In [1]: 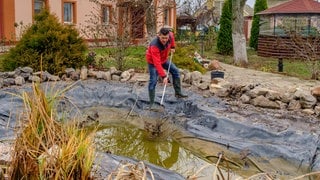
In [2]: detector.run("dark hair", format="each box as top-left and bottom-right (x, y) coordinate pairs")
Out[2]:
(159, 28), (170, 35)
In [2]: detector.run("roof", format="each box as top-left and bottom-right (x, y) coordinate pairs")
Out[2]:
(244, 4), (254, 17)
(258, 0), (320, 15)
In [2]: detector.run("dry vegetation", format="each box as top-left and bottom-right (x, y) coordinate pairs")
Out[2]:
(9, 83), (95, 179)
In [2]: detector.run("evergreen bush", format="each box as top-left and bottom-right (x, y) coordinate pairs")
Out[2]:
(216, 0), (233, 55)
(249, 0), (268, 50)
(4, 9), (88, 75)
(174, 44), (206, 73)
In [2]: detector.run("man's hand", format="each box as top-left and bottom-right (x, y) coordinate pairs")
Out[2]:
(163, 77), (168, 85)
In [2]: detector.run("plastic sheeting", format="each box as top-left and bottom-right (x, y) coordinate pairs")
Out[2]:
(1, 80), (320, 174)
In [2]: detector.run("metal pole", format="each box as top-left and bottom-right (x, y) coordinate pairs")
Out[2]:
(160, 53), (173, 105)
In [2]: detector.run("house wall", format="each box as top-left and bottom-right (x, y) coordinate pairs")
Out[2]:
(0, 0), (177, 44)
(15, 0), (32, 40)
(1, 0), (15, 42)
(0, 0), (3, 40)
(244, 16), (253, 41)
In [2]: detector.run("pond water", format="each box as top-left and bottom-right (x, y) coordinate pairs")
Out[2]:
(94, 124), (242, 179)
(85, 107), (286, 179)
(85, 106), (310, 179)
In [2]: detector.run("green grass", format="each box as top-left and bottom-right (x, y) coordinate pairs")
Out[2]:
(87, 46), (147, 72)
(0, 44), (315, 80)
(203, 47), (313, 80)
(0, 54), (5, 71)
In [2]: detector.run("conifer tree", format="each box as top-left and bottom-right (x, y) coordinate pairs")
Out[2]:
(5, 9), (87, 74)
(216, 0), (233, 55)
(249, 0), (268, 50)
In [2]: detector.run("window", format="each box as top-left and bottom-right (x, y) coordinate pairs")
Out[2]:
(63, 2), (76, 24)
(34, 0), (46, 15)
(102, 5), (111, 25)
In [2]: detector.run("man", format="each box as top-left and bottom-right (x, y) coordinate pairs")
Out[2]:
(163, 25), (176, 53)
(146, 27), (188, 109)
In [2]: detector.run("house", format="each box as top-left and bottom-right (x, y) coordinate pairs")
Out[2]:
(0, 0), (177, 46)
(257, 0), (320, 58)
(190, 0), (253, 41)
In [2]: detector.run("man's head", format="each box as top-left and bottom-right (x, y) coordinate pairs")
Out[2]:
(163, 25), (173, 32)
(158, 28), (170, 45)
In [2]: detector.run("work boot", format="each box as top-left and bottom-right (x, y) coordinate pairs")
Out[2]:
(149, 89), (155, 108)
(173, 78), (188, 98)
(148, 90), (164, 111)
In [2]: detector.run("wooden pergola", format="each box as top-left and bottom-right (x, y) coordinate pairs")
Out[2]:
(257, 0), (320, 72)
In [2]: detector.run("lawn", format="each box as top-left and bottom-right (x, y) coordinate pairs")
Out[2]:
(0, 44), (315, 80)
(203, 46), (314, 80)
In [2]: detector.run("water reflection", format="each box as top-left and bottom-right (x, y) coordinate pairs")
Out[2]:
(94, 125), (222, 178)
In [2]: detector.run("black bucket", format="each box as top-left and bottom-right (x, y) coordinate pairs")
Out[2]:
(211, 71), (224, 80)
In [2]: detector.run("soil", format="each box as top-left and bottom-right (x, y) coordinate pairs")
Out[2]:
(217, 63), (319, 92)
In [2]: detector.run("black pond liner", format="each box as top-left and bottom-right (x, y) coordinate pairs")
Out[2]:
(1, 80), (320, 177)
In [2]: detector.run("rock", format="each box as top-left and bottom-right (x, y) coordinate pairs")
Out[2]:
(251, 95), (281, 109)
(314, 105), (320, 115)
(208, 60), (224, 71)
(0, 78), (3, 88)
(109, 67), (117, 75)
(4, 78), (15, 86)
(88, 69), (97, 77)
(47, 74), (60, 81)
(240, 94), (251, 104)
(15, 76), (25, 86)
(80, 66), (88, 80)
(28, 75), (41, 83)
(21, 66), (33, 73)
(299, 92), (317, 109)
(112, 75), (121, 81)
(70, 71), (80, 80)
(120, 71), (131, 82)
(311, 86), (320, 101)
(102, 71), (111, 81)
(96, 71), (104, 79)
(183, 72), (192, 84)
(287, 99), (301, 111)
(65, 68), (75, 75)
(265, 90), (282, 101)
(190, 71), (202, 86)
(248, 87), (269, 98)
(302, 109), (315, 115)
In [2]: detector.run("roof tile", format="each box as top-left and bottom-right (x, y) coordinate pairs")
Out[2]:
(259, 0), (320, 14)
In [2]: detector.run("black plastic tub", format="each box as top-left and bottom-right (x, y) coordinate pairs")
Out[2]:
(211, 70), (224, 79)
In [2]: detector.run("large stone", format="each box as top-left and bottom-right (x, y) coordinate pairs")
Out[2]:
(120, 71), (131, 82)
(80, 66), (88, 80)
(190, 71), (202, 86)
(21, 66), (33, 73)
(15, 76), (25, 86)
(311, 86), (320, 101)
(299, 92), (317, 109)
(251, 95), (280, 109)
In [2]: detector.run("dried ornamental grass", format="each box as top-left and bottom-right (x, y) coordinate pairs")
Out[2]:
(107, 161), (154, 180)
(9, 83), (95, 179)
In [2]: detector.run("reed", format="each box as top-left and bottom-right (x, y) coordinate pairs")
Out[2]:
(9, 83), (95, 179)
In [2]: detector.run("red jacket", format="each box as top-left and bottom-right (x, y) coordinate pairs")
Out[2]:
(146, 35), (174, 78)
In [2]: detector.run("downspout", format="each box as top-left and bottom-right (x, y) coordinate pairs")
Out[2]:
(273, 14), (276, 35)
(0, 0), (3, 40)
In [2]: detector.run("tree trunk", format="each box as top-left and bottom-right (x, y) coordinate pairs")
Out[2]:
(144, 0), (157, 47)
(232, 0), (248, 66)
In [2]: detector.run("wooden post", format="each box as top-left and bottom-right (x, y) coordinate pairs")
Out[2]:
(278, 58), (283, 72)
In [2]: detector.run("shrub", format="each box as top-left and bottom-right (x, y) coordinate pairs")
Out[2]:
(216, 0), (233, 55)
(174, 44), (206, 73)
(4, 9), (88, 75)
(249, 0), (268, 50)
